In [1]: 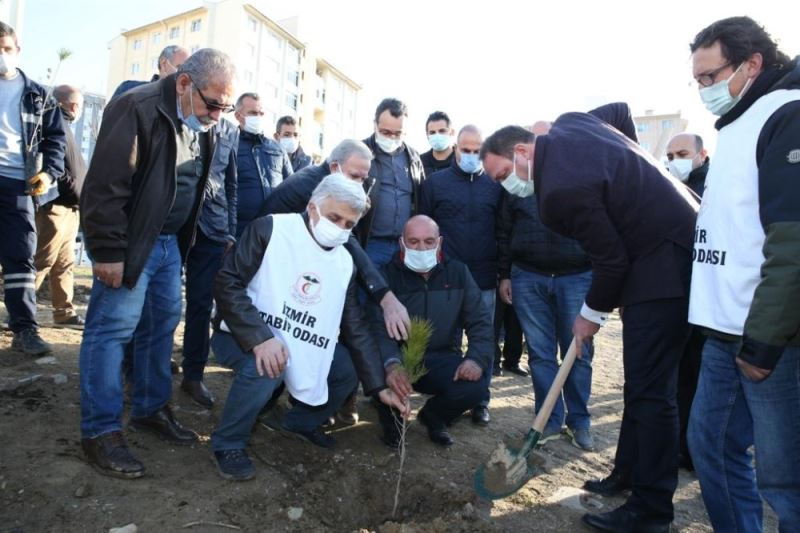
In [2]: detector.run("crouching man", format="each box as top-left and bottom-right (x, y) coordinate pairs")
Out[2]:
(210, 173), (407, 480)
(372, 215), (493, 448)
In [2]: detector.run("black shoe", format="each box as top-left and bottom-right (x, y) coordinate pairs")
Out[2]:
(213, 449), (255, 481)
(502, 364), (529, 377)
(471, 406), (490, 427)
(11, 329), (52, 356)
(81, 431), (145, 479)
(376, 403), (403, 449)
(418, 407), (454, 447)
(53, 315), (85, 330)
(583, 470), (632, 496)
(582, 504), (671, 532)
(129, 405), (198, 445)
(336, 392), (359, 425)
(180, 379), (214, 409)
(492, 366), (503, 377)
(288, 426), (337, 449)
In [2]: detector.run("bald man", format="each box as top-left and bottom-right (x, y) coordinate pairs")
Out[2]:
(370, 215), (493, 447)
(419, 125), (502, 425)
(665, 133), (709, 198)
(33, 85), (86, 328)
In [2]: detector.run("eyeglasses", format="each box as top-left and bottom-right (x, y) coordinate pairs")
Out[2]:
(694, 62), (734, 88)
(190, 78), (234, 113)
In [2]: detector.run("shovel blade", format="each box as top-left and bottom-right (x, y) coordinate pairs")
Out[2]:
(474, 430), (541, 500)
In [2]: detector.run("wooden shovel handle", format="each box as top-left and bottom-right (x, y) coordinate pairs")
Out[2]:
(531, 338), (578, 433)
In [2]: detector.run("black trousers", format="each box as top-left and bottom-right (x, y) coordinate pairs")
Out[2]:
(493, 298), (523, 368)
(614, 297), (690, 519)
(0, 177), (38, 333)
(677, 327), (704, 465)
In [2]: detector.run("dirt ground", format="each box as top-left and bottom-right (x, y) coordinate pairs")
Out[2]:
(0, 267), (765, 532)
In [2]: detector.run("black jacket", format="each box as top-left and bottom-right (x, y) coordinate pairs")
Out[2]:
(685, 157), (709, 199)
(260, 160), (391, 302)
(419, 161), (502, 290)
(497, 191), (591, 279)
(357, 134), (425, 246)
(534, 102), (698, 311)
(369, 255), (494, 371)
(49, 109), (85, 208)
(213, 215), (387, 395)
(81, 74), (215, 287)
(289, 145), (312, 172)
(420, 148), (454, 178)
(198, 118), (238, 244)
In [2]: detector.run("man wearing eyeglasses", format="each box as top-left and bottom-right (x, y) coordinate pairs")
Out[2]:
(78, 48), (236, 479)
(686, 17), (800, 531)
(110, 45), (189, 101)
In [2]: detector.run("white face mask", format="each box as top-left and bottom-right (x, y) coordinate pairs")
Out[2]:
(402, 239), (439, 273)
(0, 52), (18, 77)
(501, 152), (535, 198)
(311, 204), (351, 248)
(667, 157), (696, 182)
(279, 137), (299, 154)
(375, 132), (403, 153)
(243, 115), (263, 135)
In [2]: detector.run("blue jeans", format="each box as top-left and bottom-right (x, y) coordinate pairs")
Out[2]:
(210, 331), (357, 451)
(511, 267), (593, 432)
(182, 230), (226, 381)
(688, 338), (800, 532)
(365, 238), (399, 271)
(414, 351), (490, 424)
(478, 288), (496, 408)
(79, 236), (183, 438)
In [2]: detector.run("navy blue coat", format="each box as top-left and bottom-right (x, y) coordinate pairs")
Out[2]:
(419, 160), (502, 290)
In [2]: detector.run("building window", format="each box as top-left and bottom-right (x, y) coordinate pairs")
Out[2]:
(244, 70), (254, 85)
(246, 43), (255, 58)
(247, 17), (257, 32)
(152, 32), (161, 44)
(287, 68), (299, 87)
(661, 119), (673, 129)
(636, 122), (649, 133)
(131, 62), (140, 75)
(287, 44), (300, 65)
(190, 19), (202, 32)
(266, 31), (283, 57)
(150, 57), (158, 70)
(132, 39), (143, 50)
(285, 92), (298, 111)
(640, 142), (651, 151)
(169, 26), (180, 39)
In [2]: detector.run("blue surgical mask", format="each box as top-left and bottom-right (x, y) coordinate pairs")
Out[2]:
(428, 133), (451, 152)
(501, 152), (534, 197)
(458, 153), (482, 174)
(402, 239), (439, 273)
(177, 85), (212, 133)
(699, 63), (751, 116)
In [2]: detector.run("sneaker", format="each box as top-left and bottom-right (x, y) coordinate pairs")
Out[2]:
(81, 431), (145, 479)
(566, 427), (595, 451)
(336, 392), (359, 425)
(11, 329), (53, 356)
(537, 426), (563, 446)
(53, 315), (85, 330)
(213, 449), (255, 481)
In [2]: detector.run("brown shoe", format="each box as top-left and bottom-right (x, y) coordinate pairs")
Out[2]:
(129, 405), (198, 445)
(81, 431), (145, 479)
(336, 391), (359, 425)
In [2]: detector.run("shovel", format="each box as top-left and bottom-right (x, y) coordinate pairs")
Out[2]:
(474, 337), (578, 499)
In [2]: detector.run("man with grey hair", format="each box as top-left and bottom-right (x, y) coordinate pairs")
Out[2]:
(79, 48), (236, 479)
(209, 173), (407, 480)
(110, 44), (189, 100)
(34, 85), (86, 329)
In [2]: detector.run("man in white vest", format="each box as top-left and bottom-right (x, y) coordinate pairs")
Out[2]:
(209, 173), (408, 481)
(687, 16), (800, 531)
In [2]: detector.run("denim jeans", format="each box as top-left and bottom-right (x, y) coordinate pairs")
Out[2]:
(478, 288), (496, 408)
(79, 236), (182, 438)
(511, 267), (593, 432)
(364, 237), (399, 271)
(210, 331), (357, 451)
(182, 230), (226, 381)
(414, 351), (490, 425)
(688, 337), (800, 532)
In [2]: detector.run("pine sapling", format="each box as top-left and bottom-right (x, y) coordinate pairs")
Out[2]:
(392, 317), (432, 518)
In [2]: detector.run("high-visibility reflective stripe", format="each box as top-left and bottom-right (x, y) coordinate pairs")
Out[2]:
(4, 282), (36, 290)
(3, 272), (35, 280)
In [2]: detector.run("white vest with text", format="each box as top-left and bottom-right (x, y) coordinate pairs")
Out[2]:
(228, 213), (353, 405)
(689, 88), (800, 335)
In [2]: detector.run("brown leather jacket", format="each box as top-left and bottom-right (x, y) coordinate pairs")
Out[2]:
(80, 74), (216, 288)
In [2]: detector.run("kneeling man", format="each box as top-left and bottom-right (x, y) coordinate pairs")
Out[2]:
(210, 173), (406, 480)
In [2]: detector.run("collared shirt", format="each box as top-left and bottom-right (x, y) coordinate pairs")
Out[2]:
(370, 146), (412, 239)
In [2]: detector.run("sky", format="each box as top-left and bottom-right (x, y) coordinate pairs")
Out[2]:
(16, 0), (800, 155)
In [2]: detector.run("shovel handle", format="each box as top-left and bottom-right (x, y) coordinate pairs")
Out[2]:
(531, 338), (578, 433)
